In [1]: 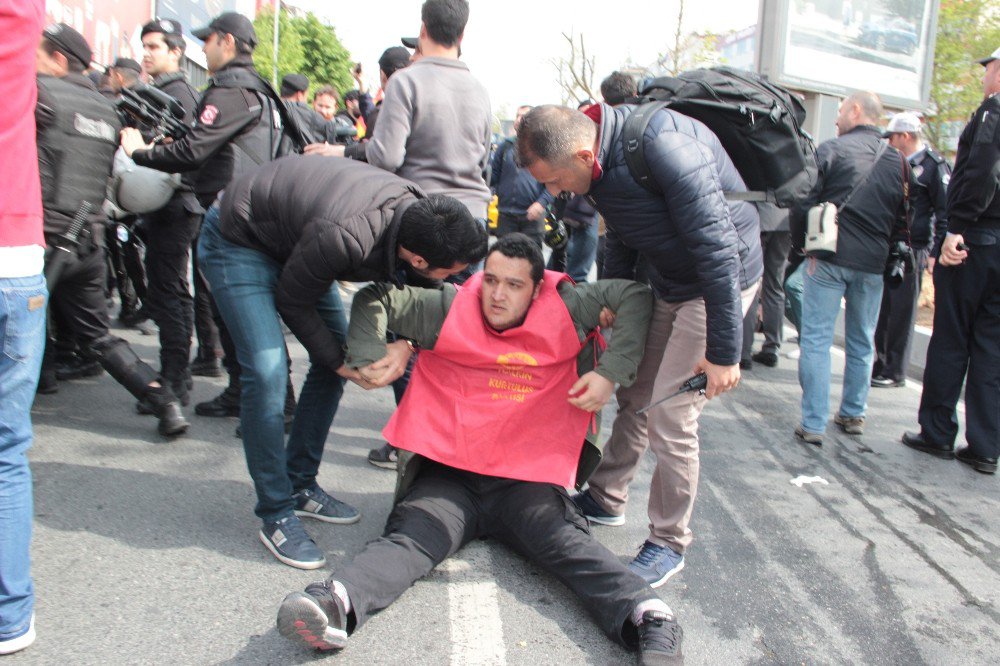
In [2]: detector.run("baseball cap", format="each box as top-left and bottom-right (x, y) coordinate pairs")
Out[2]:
(884, 111), (922, 136)
(975, 46), (1000, 66)
(401, 36), (418, 49)
(280, 73), (309, 96)
(42, 23), (92, 68)
(112, 57), (142, 74)
(141, 18), (183, 39)
(379, 47), (411, 77)
(192, 12), (257, 48)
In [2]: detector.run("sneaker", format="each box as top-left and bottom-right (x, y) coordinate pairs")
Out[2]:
(628, 541), (685, 588)
(794, 425), (823, 446)
(277, 581), (348, 651)
(834, 414), (865, 435)
(0, 615), (35, 655)
(751, 350), (779, 367)
(367, 443), (399, 469)
(571, 490), (625, 526)
(259, 516), (326, 570)
(637, 610), (684, 665)
(293, 485), (360, 525)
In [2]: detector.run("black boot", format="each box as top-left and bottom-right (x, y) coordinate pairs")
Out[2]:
(144, 385), (190, 437)
(195, 382), (241, 417)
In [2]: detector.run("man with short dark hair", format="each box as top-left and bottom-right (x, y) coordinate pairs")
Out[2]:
(791, 91), (910, 445)
(106, 57), (141, 93)
(601, 71), (637, 106)
(122, 11), (303, 425)
(198, 155), (488, 568)
(275, 234), (683, 664)
(280, 73), (328, 146)
(516, 102), (761, 589)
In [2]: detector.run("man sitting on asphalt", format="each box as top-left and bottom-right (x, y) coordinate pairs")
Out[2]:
(276, 234), (684, 665)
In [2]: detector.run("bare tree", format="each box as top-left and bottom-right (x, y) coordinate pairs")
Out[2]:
(552, 31), (597, 106)
(655, 0), (719, 76)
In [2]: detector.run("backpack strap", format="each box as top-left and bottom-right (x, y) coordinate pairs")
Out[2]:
(622, 101), (670, 195)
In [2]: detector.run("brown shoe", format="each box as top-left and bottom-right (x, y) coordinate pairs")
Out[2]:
(834, 414), (865, 435)
(795, 426), (823, 446)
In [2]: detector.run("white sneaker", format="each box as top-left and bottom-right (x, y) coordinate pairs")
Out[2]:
(0, 615), (35, 655)
(784, 348), (801, 360)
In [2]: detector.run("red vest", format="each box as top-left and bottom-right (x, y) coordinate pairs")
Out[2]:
(383, 270), (591, 486)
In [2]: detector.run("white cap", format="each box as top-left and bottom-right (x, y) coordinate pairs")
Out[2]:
(976, 46), (1000, 66)
(884, 111), (922, 136)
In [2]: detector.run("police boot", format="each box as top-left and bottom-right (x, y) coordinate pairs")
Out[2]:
(143, 385), (190, 437)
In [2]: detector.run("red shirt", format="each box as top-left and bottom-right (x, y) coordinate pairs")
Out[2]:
(0, 0), (45, 248)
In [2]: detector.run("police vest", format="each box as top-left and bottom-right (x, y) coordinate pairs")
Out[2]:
(209, 67), (304, 184)
(36, 74), (121, 223)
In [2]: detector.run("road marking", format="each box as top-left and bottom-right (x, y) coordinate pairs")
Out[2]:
(440, 541), (507, 665)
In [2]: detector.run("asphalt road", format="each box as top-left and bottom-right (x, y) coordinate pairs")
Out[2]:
(15, 322), (999, 665)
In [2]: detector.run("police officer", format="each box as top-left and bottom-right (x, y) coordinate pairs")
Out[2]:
(280, 73), (331, 145)
(903, 46), (1000, 474)
(872, 112), (951, 388)
(128, 17), (209, 406)
(121, 11), (301, 423)
(35, 23), (188, 437)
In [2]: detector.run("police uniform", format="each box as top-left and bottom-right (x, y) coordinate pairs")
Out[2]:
(35, 50), (187, 437)
(131, 15), (301, 419)
(139, 64), (208, 402)
(872, 146), (951, 384)
(916, 91), (1000, 467)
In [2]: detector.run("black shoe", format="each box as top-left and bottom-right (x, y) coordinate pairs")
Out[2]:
(739, 359), (753, 371)
(956, 448), (997, 474)
(195, 385), (240, 417)
(751, 350), (778, 367)
(55, 357), (103, 381)
(259, 516), (326, 570)
(189, 356), (223, 378)
(901, 431), (954, 459)
(277, 580), (348, 651)
(144, 386), (190, 437)
(637, 610), (684, 665)
(871, 375), (905, 388)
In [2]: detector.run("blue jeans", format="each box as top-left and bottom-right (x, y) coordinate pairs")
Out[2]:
(798, 260), (884, 434)
(565, 222), (599, 283)
(784, 262), (805, 335)
(198, 207), (347, 523)
(0, 273), (46, 641)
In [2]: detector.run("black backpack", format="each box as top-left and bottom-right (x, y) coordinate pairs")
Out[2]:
(623, 66), (817, 208)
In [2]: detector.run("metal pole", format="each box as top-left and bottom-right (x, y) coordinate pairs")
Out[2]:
(272, 0), (280, 87)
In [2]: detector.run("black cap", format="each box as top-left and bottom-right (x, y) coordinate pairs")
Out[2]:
(42, 23), (92, 68)
(141, 18), (183, 39)
(976, 46), (1000, 66)
(280, 73), (309, 96)
(379, 46), (411, 77)
(401, 36), (418, 49)
(112, 57), (142, 74)
(192, 12), (257, 48)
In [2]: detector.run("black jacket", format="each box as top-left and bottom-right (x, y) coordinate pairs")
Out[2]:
(286, 101), (332, 145)
(219, 155), (423, 370)
(947, 93), (1000, 234)
(151, 71), (202, 190)
(133, 57), (264, 206)
(790, 125), (911, 275)
(489, 139), (551, 216)
(907, 147), (950, 252)
(589, 103), (762, 366)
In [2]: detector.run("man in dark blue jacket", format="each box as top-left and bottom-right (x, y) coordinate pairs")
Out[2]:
(490, 105), (552, 247)
(517, 103), (761, 588)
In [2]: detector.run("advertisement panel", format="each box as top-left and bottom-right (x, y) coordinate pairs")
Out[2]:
(759, 0), (938, 108)
(45, 0), (152, 66)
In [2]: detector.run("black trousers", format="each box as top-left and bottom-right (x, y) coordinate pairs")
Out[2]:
(334, 461), (656, 648)
(874, 248), (929, 382)
(142, 195), (201, 379)
(742, 231), (792, 358)
(497, 212), (544, 248)
(918, 239), (1000, 457)
(104, 219), (146, 314)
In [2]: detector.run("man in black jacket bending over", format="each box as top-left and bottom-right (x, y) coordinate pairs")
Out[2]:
(198, 155), (488, 569)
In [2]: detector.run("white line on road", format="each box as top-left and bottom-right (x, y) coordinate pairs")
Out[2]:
(440, 541), (507, 665)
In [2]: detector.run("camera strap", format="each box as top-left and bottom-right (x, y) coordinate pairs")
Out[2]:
(839, 140), (889, 215)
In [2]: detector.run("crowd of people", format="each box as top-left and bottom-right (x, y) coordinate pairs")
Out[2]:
(2, 0), (998, 661)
